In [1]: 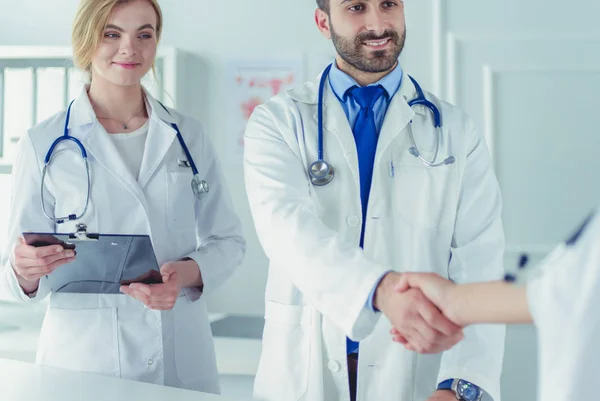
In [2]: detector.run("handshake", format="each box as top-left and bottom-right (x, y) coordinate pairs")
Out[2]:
(374, 271), (466, 354)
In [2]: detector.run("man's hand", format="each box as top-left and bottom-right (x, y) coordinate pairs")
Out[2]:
(374, 272), (464, 354)
(120, 262), (182, 310)
(426, 390), (458, 401)
(390, 272), (462, 348)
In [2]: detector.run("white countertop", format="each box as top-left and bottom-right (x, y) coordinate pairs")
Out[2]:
(1, 358), (252, 401)
(0, 302), (262, 376)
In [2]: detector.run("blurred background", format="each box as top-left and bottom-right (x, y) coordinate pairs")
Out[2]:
(0, 0), (599, 399)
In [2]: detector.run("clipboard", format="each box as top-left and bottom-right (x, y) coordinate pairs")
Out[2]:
(22, 224), (162, 294)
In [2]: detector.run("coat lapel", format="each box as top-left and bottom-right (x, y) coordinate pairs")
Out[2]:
(137, 93), (178, 188)
(375, 75), (422, 160)
(67, 87), (179, 207)
(68, 88), (146, 206)
(286, 69), (428, 178)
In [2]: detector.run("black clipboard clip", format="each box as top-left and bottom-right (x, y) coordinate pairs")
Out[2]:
(68, 223), (99, 242)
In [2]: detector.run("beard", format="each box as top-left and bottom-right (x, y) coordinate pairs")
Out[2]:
(330, 23), (406, 74)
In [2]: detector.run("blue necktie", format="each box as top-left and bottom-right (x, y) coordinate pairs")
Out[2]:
(349, 85), (385, 247)
(346, 85), (385, 355)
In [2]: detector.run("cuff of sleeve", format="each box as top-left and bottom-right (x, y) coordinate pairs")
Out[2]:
(1, 263), (41, 303)
(437, 368), (500, 401)
(366, 270), (392, 312)
(183, 250), (226, 297)
(346, 267), (390, 341)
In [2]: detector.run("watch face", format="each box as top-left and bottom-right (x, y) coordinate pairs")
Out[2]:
(457, 380), (481, 401)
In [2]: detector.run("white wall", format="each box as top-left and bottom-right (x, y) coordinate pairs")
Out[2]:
(411, 1), (600, 400)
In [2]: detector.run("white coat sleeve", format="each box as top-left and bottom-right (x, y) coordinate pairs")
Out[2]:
(437, 117), (506, 401)
(0, 133), (55, 302)
(183, 126), (246, 297)
(526, 212), (600, 401)
(243, 103), (390, 341)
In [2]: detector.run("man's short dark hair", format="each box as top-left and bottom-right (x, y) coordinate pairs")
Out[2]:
(316, 0), (330, 14)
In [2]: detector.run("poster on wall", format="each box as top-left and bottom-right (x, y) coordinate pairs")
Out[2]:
(227, 59), (304, 162)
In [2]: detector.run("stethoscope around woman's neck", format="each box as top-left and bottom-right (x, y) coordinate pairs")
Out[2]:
(41, 99), (209, 225)
(309, 63), (456, 187)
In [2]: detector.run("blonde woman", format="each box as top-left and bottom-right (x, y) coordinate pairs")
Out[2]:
(0, 0), (245, 393)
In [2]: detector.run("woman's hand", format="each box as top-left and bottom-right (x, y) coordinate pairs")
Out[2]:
(390, 273), (461, 348)
(12, 237), (76, 294)
(119, 262), (183, 310)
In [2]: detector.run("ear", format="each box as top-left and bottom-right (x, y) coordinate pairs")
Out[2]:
(315, 8), (332, 39)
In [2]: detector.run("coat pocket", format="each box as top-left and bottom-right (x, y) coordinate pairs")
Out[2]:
(253, 301), (311, 401)
(36, 306), (119, 377)
(391, 159), (458, 231)
(172, 297), (218, 385)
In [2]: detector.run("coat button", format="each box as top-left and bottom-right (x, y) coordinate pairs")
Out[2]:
(327, 360), (341, 372)
(346, 215), (360, 227)
(148, 359), (154, 366)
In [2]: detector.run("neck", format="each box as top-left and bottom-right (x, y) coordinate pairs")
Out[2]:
(335, 55), (397, 86)
(87, 76), (146, 122)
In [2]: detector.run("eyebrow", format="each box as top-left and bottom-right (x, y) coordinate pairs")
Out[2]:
(105, 24), (155, 32)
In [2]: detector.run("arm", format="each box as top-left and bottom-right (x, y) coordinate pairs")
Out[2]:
(448, 282), (531, 325)
(244, 104), (390, 340)
(180, 124), (246, 296)
(393, 273), (532, 327)
(0, 134), (58, 302)
(121, 123), (246, 307)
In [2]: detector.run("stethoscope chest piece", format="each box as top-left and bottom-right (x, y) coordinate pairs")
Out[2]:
(310, 160), (334, 186)
(192, 174), (209, 199)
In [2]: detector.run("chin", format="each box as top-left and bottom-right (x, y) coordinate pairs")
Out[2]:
(108, 75), (143, 88)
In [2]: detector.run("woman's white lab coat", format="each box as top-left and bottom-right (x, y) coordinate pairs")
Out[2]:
(0, 87), (245, 393)
(527, 209), (600, 401)
(243, 71), (506, 401)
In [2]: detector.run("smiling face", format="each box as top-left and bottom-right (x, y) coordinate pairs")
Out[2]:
(316, 0), (406, 75)
(90, 0), (158, 87)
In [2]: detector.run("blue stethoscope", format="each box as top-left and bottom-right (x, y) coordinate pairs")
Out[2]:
(309, 63), (456, 186)
(41, 100), (209, 224)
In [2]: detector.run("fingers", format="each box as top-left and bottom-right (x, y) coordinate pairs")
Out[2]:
(417, 300), (462, 337)
(389, 328), (408, 344)
(16, 257), (75, 281)
(15, 240), (64, 260)
(13, 240), (76, 281)
(16, 249), (75, 270)
(120, 282), (179, 310)
(160, 263), (179, 285)
(386, 289), (464, 354)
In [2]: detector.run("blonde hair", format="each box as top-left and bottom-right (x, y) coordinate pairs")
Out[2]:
(72, 0), (163, 77)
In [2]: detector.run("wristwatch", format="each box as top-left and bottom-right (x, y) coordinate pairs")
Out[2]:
(437, 378), (483, 401)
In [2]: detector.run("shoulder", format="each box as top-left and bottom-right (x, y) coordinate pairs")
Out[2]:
(248, 78), (318, 133)
(25, 107), (70, 160)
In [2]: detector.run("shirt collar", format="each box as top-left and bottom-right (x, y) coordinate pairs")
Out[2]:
(328, 60), (403, 101)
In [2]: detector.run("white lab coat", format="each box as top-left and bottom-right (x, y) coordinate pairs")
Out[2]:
(0, 87), (245, 393)
(527, 209), (600, 401)
(244, 71), (506, 401)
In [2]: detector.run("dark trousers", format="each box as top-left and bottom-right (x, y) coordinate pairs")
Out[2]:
(348, 353), (358, 401)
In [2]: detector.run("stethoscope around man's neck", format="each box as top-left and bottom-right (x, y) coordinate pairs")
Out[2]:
(309, 63), (456, 187)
